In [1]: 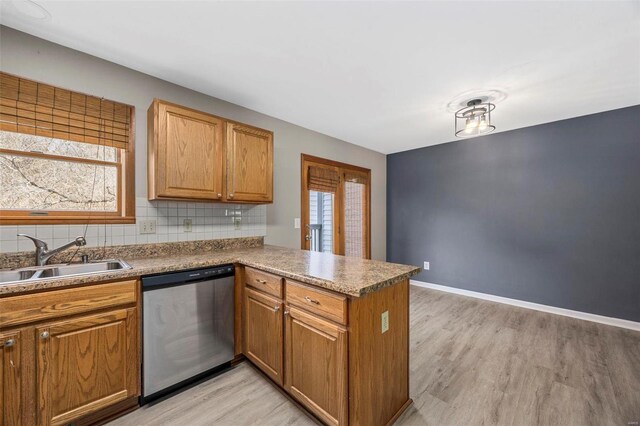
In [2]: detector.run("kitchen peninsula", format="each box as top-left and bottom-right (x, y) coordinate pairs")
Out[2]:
(0, 238), (420, 426)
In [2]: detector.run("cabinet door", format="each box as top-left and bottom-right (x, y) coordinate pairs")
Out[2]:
(155, 100), (224, 200)
(285, 307), (347, 426)
(244, 288), (283, 385)
(36, 308), (138, 426)
(1, 330), (22, 426)
(225, 123), (273, 202)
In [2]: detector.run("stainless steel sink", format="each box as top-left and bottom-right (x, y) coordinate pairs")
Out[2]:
(0, 259), (131, 285)
(0, 269), (40, 283)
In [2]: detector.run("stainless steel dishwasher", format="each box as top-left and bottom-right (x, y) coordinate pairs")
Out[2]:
(141, 264), (234, 404)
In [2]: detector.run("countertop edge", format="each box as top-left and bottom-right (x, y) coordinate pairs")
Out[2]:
(0, 252), (421, 298)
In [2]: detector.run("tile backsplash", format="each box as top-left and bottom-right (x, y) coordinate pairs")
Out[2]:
(0, 197), (267, 253)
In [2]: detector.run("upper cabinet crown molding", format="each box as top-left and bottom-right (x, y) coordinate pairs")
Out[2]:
(148, 99), (273, 204)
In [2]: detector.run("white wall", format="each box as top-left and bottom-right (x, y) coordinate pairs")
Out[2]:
(0, 27), (387, 259)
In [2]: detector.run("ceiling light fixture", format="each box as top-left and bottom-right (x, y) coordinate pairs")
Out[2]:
(454, 99), (495, 138)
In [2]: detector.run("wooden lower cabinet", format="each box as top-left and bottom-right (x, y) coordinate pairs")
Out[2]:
(284, 307), (347, 426)
(242, 272), (411, 426)
(1, 330), (23, 425)
(244, 288), (284, 386)
(0, 279), (140, 426)
(36, 308), (138, 426)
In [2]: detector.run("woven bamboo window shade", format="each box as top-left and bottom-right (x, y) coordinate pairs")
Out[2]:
(344, 171), (368, 185)
(308, 165), (340, 193)
(0, 72), (132, 149)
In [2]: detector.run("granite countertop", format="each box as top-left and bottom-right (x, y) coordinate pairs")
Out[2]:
(0, 244), (420, 297)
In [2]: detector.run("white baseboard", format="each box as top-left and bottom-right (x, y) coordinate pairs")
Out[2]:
(410, 280), (640, 332)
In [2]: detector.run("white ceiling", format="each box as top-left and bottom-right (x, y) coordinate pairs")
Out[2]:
(1, 1), (639, 154)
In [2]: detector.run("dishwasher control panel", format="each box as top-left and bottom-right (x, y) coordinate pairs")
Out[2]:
(142, 264), (235, 289)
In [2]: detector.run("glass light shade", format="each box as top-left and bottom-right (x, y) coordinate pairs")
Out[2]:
(455, 100), (495, 138)
(478, 115), (488, 131)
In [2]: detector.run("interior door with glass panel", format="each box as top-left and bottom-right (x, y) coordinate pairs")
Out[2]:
(301, 155), (371, 259)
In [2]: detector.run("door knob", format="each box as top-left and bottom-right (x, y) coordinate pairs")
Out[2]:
(40, 331), (50, 340)
(4, 338), (15, 347)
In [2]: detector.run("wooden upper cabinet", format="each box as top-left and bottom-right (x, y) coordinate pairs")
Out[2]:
(225, 123), (274, 203)
(1, 330), (22, 426)
(148, 99), (224, 201)
(148, 99), (274, 203)
(36, 308), (138, 426)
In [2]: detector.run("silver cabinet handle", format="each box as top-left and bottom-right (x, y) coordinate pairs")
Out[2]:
(40, 331), (50, 340)
(229, 193), (234, 198)
(256, 278), (267, 284)
(4, 338), (15, 347)
(274, 305), (280, 312)
(304, 296), (320, 305)
(284, 310), (289, 316)
(217, 193), (222, 198)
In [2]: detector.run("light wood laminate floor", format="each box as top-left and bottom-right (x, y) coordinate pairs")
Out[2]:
(111, 286), (640, 426)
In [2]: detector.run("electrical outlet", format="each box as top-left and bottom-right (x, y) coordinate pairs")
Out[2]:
(424, 261), (430, 270)
(183, 218), (192, 232)
(381, 310), (389, 333)
(139, 220), (156, 234)
(233, 217), (242, 230)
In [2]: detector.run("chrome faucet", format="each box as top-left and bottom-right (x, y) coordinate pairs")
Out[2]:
(18, 234), (87, 266)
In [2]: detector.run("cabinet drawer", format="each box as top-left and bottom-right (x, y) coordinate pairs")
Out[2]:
(285, 280), (347, 325)
(245, 267), (283, 298)
(0, 280), (137, 328)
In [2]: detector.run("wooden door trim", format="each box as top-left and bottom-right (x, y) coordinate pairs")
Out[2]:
(301, 154), (370, 174)
(300, 154), (372, 259)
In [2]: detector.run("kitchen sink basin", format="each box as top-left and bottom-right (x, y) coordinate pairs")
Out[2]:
(0, 259), (132, 285)
(0, 269), (39, 283)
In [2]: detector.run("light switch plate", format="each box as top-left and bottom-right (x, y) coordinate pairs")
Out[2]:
(381, 310), (389, 333)
(424, 261), (430, 270)
(294, 218), (301, 229)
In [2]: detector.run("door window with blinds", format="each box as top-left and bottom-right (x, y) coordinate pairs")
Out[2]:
(0, 72), (135, 224)
(301, 154), (371, 259)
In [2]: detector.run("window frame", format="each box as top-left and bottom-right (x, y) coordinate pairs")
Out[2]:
(0, 110), (135, 225)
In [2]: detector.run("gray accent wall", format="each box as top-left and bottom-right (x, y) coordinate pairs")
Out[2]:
(388, 106), (640, 322)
